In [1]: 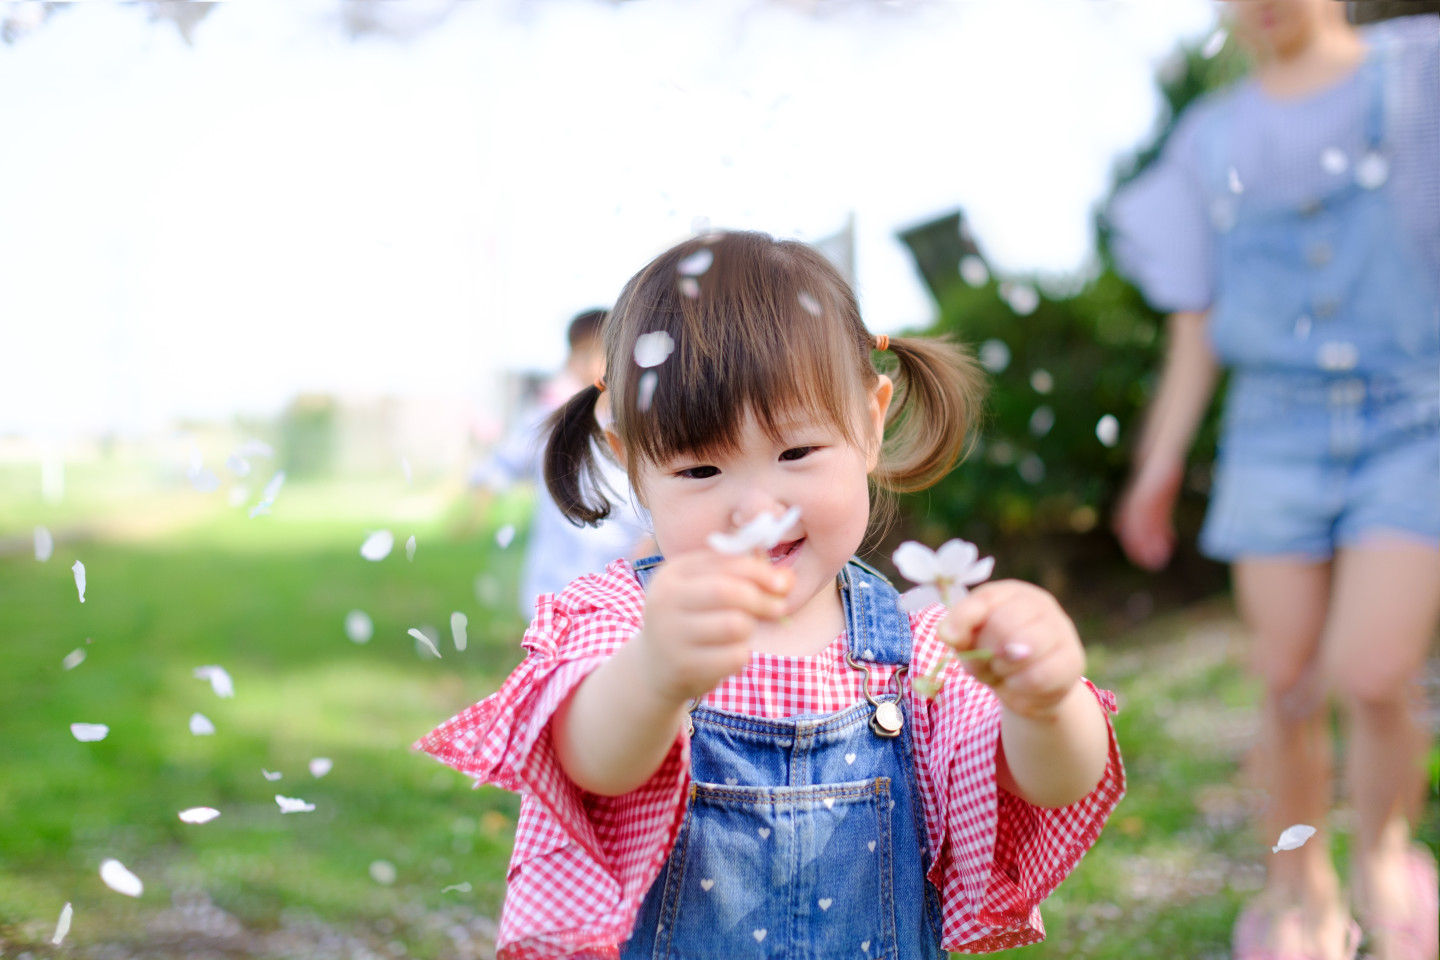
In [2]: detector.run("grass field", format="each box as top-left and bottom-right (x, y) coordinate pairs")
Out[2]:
(0, 472), (1435, 959)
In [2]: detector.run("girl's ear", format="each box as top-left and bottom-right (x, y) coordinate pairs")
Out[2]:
(866, 375), (894, 471)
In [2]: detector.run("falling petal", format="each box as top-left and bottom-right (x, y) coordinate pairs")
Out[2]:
(959, 255), (989, 287)
(707, 506), (802, 555)
(797, 291), (822, 317)
(71, 722), (109, 742)
(899, 585), (943, 612)
(1320, 147), (1348, 175)
(275, 795), (315, 814)
(633, 330), (675, 368)
(309, 757), (332, 778)
(99, 859), (143, 897)
(408, 627), (442, 659)
(62, 648), (86, 670)
(637, 370), (659, 412)
(494, 525), (516, 549)
(34, 525), (54, 562)
(406, 535), (416, 562)
(1227, 166), (1244, 195)
(193, 665), (234, 699)
(1201, 27), (1227, 59)
(72, 560), (86, 603)
(236, 439), (274, 458)
(451, 611), (468, 652)
(248, 502), (271, 519)
(262, 769), (283, 781)
(978, 339), (1010, 374)
(52, 902), (72, 945)
(678, 277), (700, 299)
(178, 807), (220, 824)
(189, 713), (216, 736)
(1272, 824), (1317, 853)
(1096, 414), (1120, 448)
(360, 530), (394, 561)
(261, 470), (285, 501)
(369, 860), (397, 885)
(225, 455), (251, 477)
(345, 610), (373, 644)
(441, 882), (472, 894)
(676, 248), (713, 277)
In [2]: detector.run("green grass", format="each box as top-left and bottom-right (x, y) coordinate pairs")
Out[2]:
(0, 479), (1435, 959)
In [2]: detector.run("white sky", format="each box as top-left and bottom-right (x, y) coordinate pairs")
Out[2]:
(0, 0), (1217, 439)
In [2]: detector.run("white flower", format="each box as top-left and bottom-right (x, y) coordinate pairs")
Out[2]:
(52, 902), (73, 945)
(275, 795), (315, 814)
(193, 665), (234, 699)
(406, 535), (416, 562)
(178, 807), (220, 824)
(71, 723), (109, 742)
(451, 611), (468, 653)
(189, 713), (215, 736)
(676, 248), (713, 277)
(309, 757), (332, 778)
(707, 506), (802, 555)
(892, 539), (994, 591)
(408, 627), (442, 659)
(360, 530), (394, 561)
(99, 859), (143, 897)
(634, 330), (676, 368)
(1272, 824), (1317, 853)
(35, 525), (53, 562)
(262, 769), (283, 781)
(345, 610), (373, 644)
(72, 560), (86, 603)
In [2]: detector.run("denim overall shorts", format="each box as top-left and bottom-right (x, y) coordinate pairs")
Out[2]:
(621, 556), (946, 960)
(1197, 48), (1440, 561)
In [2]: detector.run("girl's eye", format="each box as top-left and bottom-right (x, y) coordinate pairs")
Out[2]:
(780, 446), (817, 462)
(677, 465), (719, 480)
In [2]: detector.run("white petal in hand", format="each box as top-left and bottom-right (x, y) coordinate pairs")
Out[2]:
(707, 506), (802, 555)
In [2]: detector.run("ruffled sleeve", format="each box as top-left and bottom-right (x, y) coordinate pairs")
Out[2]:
(412, 560), (691, 959)
(1108, 98), (1223, 314)
(906, 610), (1126, 953)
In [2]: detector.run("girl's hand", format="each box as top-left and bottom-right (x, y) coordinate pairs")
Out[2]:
(1113, 456), (1184, 571)
(937, 580), (1085, 721)
(633, 551), (793, 705)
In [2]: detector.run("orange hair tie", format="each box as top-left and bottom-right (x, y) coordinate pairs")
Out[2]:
(594, 377), (607, 392)
(874, 334), (889, 351)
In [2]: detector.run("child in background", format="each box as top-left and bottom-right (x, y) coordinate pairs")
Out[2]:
(418, 231), (1124, 958)
(1110, 3), (1438, 959)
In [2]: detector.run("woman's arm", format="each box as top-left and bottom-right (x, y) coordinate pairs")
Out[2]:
(1113, 310), (1220, 570)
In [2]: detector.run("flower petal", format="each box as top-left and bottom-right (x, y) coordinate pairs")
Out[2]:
(34, 525), (53, 562)
(345, 610), (373, 644)
(309, 757), (332, 778)
(891, 541), (939, 584)
(193, 666), (234, 699)
(99, 859), (143, 897)
(1272, 824), (1317, 853)
(189, 713), (215, 736)
(634, 330), (676, 368)
(275, 795), (315, 814)
(52, 902), (72, 945)
(405, 535), (416, 562)
(360, 530), (393, 561)
(178, 807), (220, 824)
(898, 585), (943, 613)
(408, 627), (442, 659)
(451, 612), (468, 652)
(71, 722), (109, 742)
(495, 525), (516, 549)
(72, 560), (86, 603)
(935, 539), (979, 576)
(707, 506), (801, 555)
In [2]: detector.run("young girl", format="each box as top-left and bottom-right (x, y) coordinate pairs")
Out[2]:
(417, 231), (1124, 958)
(1110, 4), (1438, 959)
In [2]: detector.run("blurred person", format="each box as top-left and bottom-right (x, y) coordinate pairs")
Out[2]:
(417, 231), (1123, 957)
(471, 308), (650, 617)
(1110, 4), (1438, 959)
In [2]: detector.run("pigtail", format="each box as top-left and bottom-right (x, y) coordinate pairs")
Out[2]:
(873, 335), (986, 493)
(542, 384), (614, 526)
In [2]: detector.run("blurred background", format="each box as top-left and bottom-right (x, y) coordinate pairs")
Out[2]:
(1, 2), (1435, 958)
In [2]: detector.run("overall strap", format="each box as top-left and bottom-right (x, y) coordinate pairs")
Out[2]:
(838, 558), (913, 667)
(632, 554), (665, 590)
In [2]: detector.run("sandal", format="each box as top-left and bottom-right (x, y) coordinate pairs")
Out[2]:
(1360, 846), (1439, 960)
(1234, 900), (1362, 960)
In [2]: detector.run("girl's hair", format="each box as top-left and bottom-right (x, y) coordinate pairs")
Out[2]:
(543, 230), (985, 538)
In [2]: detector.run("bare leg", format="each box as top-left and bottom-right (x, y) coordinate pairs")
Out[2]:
(1234, 557), (1353, 959)
(1322, 537), (1440, 960)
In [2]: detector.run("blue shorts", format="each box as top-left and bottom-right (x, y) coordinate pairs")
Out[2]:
(1200, 372), (1440, 562)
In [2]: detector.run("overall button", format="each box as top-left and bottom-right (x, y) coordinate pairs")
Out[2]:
(1355, 152), (1390, 190)
(1317, 341), (1359, 372)
(871, 702), (903, 737)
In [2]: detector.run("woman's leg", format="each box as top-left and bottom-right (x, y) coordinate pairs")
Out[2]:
(1322, 537), (1440, 960)
(1234, 556), (1353, 957)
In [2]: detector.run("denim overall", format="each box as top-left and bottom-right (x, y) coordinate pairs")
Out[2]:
(621, 557), (946, 960)
(1196, 47), (1440, 558)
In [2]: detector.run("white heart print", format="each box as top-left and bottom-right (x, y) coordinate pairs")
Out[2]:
(861, 940), (871, 952)
(757, 827), (770, 839)
(725, 777), (738, 785)
(822, 797), (835, 809)
(868, 841), (876, 852)
(700, 878), (715, 891)
(818, 898), (832, 910)
(845, 753), (856, 765)
(753, 929), (767, 943)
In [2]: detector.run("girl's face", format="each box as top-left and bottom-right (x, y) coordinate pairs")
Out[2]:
(624, 376), (893, 619)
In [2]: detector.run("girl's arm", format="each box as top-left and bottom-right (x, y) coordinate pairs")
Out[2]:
(553, 551), (791, 797)
(940, 581), (1110, 809)
(1113, 310), (1220, 571)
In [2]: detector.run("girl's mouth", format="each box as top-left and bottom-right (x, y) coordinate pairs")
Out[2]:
(768, 538), (803, 565)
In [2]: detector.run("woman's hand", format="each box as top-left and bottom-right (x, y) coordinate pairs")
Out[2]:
(633, 551), (794, 704)
(938, 580), (1085, 721)
(1113, 455), (1185, 571)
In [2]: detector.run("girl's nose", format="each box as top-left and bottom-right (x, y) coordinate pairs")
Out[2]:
(730, 501), (790, 530)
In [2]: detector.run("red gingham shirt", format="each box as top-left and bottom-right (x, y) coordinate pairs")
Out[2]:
(415, 560), (1125, 958)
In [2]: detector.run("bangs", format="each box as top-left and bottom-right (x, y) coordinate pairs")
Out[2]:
(609, 233), (875, 472)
